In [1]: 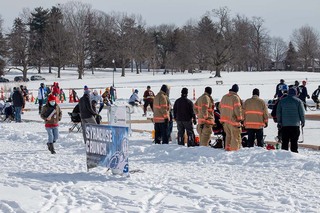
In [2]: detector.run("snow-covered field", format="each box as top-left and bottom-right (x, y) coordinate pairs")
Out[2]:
(1, 69), (320, 212)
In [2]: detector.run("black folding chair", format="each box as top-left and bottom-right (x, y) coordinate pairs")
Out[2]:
(68, 112), (82, 132)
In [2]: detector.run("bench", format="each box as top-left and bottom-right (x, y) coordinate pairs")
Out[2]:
(216, 80), (223, 85)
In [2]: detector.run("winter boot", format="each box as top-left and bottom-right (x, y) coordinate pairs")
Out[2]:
(47, 143), (51, 152)
(50, 143), (56, 154)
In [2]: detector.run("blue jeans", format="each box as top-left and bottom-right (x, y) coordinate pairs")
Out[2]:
(46, 127), (59, 143)
(14, 106), (22, 122)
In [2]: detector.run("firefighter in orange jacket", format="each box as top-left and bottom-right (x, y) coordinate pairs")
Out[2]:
(243, 88), (268, 147)
(194, 87), (214, 146)
(153, 84), (170, 144)
(220, 84), (243, 151)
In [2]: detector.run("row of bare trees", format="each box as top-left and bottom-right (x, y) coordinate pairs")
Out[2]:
(0, 1), (319, 80)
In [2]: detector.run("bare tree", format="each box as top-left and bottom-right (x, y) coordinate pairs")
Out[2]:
(292, 25), (320, 71)
(249, 17), (270, 71)
(0, 15), (7, 76)
(62, 1), (92, 79)
(270, 36), (287, 70)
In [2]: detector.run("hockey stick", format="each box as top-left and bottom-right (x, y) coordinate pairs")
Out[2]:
(298, 126), (304, 143)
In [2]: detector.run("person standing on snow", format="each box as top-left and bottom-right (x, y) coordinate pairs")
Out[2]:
(90, 90), (104, 113)
(243, 88), (269, 147)
(274, 79), (287, 98)
(153, 84), (170, 144)
(173, 87), (197, 147)
(220, 84), (243, 151)
(276, 87), (305, 153)
(41, 94), (62, 154)
(194, 87), (214, 146)
(298, 80), (310, 110)
(142, 86), (155, 116)
(12, 87), (25, 122)
(38, 83), (46, 114)
(79, 87), (98, 140)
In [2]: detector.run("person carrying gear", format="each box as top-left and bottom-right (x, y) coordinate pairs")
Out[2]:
(128, 89), (141, 107)
(274, 79), (287, 98)
(143, 86), (155, 116)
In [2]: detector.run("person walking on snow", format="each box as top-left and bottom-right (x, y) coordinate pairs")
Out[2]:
(41, 94), (62, 154)
(243, 88), (268, 147)
(12, 87), (25, 122)
(194, 87), (214, 146)
(220, 84), (243, 151)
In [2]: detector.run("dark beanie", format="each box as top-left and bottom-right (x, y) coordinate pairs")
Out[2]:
(288, 88), (297, 96)
(252, 88), (259, 96)
(181, 87), (188, 96)
(161, 84), (168, 93)
(205, 87), (212, 95)
(230, 84), (239, 93)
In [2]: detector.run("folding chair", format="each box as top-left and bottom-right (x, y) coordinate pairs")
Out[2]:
(68, 112), (82, 132)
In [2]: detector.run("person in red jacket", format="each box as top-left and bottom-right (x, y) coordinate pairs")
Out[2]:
(143, 85), (155, 116)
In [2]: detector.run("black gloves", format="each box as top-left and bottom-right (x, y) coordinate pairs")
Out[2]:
(164, 118), (169, 124)
(200, 124), (204, 129)
(264, 123), (268, 128)
(301, 123), (305, 128)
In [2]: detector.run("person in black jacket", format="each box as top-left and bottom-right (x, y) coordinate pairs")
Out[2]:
(311, 85), (320, 109)
(173, 87), (197, 147)
(298, 80), (310, 110)
(12, 87), (25, 122)
(79, 88), (98, 141)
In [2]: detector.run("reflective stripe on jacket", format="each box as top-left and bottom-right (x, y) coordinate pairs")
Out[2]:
(153, 91), (169, 123)
(243, 95), (268, 129)
(194, 92), (214, 125)
(220, 91), (243, 127)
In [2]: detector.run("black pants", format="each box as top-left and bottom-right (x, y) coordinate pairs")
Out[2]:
(154, 122), (169, 144)
(38, 99), (44, 113)
(281, 126), (300, 153)
(176, 121), (195, 146)
(247, 128), (264, 147)
(143, 100), (153, 113)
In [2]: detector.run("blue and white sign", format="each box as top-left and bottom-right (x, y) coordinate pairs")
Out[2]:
(84, 124), (129, 175)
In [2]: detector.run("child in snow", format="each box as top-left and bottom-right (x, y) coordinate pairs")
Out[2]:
(41, 94), (62, 154)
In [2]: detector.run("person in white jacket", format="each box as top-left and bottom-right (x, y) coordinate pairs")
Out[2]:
(128, 89), (141, 106)
(90, 90), (104, 113)
(38, 83), (47, 114)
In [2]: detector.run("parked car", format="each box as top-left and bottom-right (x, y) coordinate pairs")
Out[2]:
(0, 77), (9, 82)
(30, 75), (45, 81)
(14, 76), (29, 82)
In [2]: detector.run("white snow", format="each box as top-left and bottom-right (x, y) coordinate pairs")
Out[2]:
(1, 69), (320, 212)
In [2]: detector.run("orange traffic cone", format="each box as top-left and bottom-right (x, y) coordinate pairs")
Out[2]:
(69, 90), (74, 103)
(31, 93), (35, 102)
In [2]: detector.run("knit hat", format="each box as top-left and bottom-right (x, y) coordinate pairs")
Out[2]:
(161, 84), (168, 93)
(252, 88), (260, 96)
(134, 89), (139, 93)
(230, 84), (239, 93)
(181, 87), (188, 95)
(280, 79), (285, 83)
(84, 85), (89, 90)
(205, 87), (212, 95)
(48, 94), (56, 102)
(288, 88), (297, 96)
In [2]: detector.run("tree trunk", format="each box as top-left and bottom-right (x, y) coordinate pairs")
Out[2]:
(57, 65), (61, 78)
(135, 61), (139, 74)
(121, 58), (126, 77)
(214, 65), (221, 77)
(49, 65), (52, 73)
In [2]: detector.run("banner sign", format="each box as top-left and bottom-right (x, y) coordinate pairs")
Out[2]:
(84, 123), (129, 175)
(110, 106), (127, 126)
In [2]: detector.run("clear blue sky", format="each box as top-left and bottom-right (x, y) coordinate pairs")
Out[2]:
(1, 0), (319, 42)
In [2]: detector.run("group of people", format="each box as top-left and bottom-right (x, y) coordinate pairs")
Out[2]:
(152, 81), (305, 153)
